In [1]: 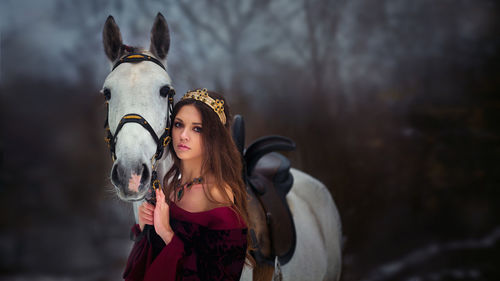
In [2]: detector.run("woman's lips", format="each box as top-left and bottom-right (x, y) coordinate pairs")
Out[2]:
(177, 144), (190, 151)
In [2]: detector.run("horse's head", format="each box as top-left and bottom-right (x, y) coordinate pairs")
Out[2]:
(101, 13), (173, 201)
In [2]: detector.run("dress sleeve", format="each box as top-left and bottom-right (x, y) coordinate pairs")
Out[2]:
(143, 234), (184, 281)
(123, 224), (185, 281)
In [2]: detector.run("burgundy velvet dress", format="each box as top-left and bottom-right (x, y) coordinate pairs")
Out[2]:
(123, 202), (248, 281)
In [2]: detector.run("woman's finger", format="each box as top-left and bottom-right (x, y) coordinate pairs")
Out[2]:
(156, 188), (166, 203)
(155, 189), (164, 204)
(140, 212), (153, 220)
(139, 211), (153, 220)
(140, 215), (153, 223)
(139, 205), (155, 214)
(140, 214), (153, 224)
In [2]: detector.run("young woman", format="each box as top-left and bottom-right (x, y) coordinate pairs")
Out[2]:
(123, 89), (251, 281)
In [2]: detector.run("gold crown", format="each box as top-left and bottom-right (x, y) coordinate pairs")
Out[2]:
(181, 88), (227, 125)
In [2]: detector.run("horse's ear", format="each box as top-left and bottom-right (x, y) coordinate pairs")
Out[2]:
(103, 15), (123, 62)
(149, 13), (170, 60)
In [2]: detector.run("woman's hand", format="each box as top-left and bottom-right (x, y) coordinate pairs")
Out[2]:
(138, 201), (154, 231)
(154, 188), (175, 245)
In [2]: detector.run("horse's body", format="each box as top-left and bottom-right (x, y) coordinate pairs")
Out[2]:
(240, 168), (342, 281)
(102, 13), (342, 281)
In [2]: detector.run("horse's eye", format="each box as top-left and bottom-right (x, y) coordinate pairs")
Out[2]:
(160, 85), (174, 98)
(102, 88), (111, 101)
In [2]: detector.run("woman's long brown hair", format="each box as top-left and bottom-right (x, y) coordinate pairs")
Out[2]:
(162, 90), (256, 268)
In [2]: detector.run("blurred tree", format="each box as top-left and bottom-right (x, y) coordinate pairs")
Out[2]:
(174, 0), (276, 95)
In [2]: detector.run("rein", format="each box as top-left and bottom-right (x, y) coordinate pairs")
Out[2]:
(104, 52), (176, 203)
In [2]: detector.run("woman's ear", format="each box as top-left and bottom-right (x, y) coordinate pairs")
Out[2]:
(149, 13), (170, 60)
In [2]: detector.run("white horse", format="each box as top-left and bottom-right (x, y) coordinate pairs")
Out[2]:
(102, 13), (342, 281)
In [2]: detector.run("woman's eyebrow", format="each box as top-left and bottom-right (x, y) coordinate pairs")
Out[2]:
(176, 117), (201, 125)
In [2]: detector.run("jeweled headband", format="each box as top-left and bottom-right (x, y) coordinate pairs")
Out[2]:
(181, 88), (227, 125)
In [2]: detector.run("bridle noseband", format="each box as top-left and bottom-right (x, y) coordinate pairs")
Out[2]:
(103, 53), (175, 203)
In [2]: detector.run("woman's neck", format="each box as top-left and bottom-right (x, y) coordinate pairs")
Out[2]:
(180, 158), (203, 182)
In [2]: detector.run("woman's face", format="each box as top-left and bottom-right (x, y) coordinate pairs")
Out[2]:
(172, 104), (203, 162)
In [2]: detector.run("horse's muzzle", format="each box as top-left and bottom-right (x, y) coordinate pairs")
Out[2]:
(111, 162), (151, 200)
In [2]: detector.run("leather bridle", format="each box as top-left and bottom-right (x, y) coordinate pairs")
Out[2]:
(103, 53), (176, 202)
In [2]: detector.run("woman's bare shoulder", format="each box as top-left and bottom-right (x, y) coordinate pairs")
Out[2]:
(208, 183), (235, 205)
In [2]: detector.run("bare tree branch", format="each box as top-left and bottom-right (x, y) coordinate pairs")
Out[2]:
(176, 1), (230, 51)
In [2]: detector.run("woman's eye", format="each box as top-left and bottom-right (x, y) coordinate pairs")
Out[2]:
(174, 122), (183, 128)
(193, 126), (202, 133)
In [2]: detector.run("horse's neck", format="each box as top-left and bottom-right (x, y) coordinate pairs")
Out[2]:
(157, 154), (174, 184)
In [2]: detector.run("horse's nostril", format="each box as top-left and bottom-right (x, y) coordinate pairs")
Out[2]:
(111, 164), (120, 184)
(141, 164), (149, 184)
(111, 163), (128, 192)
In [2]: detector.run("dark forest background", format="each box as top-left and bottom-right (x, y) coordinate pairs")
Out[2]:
(1, 0), (499, 280)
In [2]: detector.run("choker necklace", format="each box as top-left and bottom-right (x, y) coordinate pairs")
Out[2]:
(176, 177), (203, 201)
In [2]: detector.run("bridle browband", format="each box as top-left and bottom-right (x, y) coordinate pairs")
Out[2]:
(104, 52), (175, 203)
(112, 53), (166, 71)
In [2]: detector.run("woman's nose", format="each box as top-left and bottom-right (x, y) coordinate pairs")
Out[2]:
(180, 128), (189, 140)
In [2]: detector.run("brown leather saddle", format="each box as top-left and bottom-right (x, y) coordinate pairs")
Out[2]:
(232, 115), (297, 266)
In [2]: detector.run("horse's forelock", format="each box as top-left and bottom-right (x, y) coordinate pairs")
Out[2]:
(121, 44), (141, 54)
(114, 46), (165, 65)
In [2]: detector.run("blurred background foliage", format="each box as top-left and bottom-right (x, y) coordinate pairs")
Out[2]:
(1, 0), (499, 280)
